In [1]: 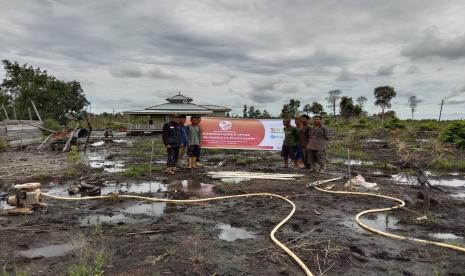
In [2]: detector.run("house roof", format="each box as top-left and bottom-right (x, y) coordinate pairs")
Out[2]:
(124, 102), (213, 115)
(200, 104), (232, 112)
(123, 93), (229, 115)
(166, 94), (193, 103)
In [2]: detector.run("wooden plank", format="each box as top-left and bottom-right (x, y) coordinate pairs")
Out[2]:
(8, 138), (42, 147)
(6, 134), (43, 141)
(2, 120), (41, 125)
(6, 125), (39, 131)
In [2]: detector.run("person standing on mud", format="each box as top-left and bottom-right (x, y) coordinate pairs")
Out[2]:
(299, 114), (311, 169)
(187, 116), (202, 169)
(294, 117), (304, 168)
(306, 116), (330, 173)
(162, 114), (181, 175)
(281, 118), (299, 168)
(177, 115), (188, 167)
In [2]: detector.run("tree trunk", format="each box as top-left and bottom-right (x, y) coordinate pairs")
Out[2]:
(381, 107), (385, 125)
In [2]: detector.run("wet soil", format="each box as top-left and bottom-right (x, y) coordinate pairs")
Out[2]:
(1, 137), (465, 275)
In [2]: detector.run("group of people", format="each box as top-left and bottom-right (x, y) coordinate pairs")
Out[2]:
(161, 114), (202, 175)
(281, 115), (330, 172)
(161, 113), (329, 174)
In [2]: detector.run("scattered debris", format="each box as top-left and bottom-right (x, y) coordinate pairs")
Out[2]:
(344, 175), (378, 190)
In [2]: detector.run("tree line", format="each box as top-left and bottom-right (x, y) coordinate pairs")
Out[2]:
(0, 60), (89, 124)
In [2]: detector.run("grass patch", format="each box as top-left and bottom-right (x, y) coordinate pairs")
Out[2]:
(431, 157), (465, 171)
(327, 145), (369, 160)
(130, 139), (166, 158)
(68, 249), (105, 276)
(120, 163), (163, 177)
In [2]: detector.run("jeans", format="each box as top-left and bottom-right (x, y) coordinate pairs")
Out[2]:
(188, 145), (201, 158)
(166, 146), (180, 167)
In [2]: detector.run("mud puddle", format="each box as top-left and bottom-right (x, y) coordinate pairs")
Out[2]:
(331, 158), (374, 166)
(19, 243), (80, 258)
(168, 180), (216, 196)
(216, 223), (256, 241)
(341, 213), (402, 233)
(391, 173), (465, 187)
(87, 152), (126, 173)
(221, 177), (251, 184)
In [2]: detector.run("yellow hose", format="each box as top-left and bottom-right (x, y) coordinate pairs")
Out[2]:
(42, 192), (314, 276)
(313, 186), (465, 253)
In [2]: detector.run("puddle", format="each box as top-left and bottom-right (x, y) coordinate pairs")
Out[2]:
(221, 177), (251, 184)
(451, 192), (465, 199)
(114, 139), (128, 144)
(429, 233), (464, 240)
(87, 152), (126, 173)
(101, 182), (167, 194)
(363, 139), (386, 143)
(392, 173), (465, 187)
(342, 214), (402, 232)
(90, 141), (105, 147)
(216, 223), (256, 241)
(79, 213), (144, 226)
(122, 202), (166, 216)
(331, 158), (374, 166)
(169, 180), (216, 196)
(19, 243), (79, 258)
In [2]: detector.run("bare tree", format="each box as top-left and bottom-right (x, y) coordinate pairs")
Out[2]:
(408, 95), (421, 120)
(326, 90), (342, 117)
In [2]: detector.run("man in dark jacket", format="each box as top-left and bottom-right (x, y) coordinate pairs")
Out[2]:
(162, 114), (181, 174)
(299, 114), (311, 169)
(306, 116), (330, 173)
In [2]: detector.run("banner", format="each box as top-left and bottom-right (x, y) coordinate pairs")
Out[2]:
(199, 117), (289, 150)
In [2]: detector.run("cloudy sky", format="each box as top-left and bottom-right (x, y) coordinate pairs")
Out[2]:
(1, 0), (464, 119)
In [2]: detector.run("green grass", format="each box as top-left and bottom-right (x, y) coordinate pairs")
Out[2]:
(431, 157), (465, 171)
(68, 249), (105, 276)
(327, 145), (369, 160)
(120, 163), (163, 177)
(130, 139), (166, 158)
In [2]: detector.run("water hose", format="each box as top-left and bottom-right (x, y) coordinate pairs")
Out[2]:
(41, 192), (314, 276)
(313, 185), (465, 253)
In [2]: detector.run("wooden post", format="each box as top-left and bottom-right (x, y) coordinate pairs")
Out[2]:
(37, 133), (53, 151)
(31, 100), (42, 122)
(149, 139), (155, 175)
(438, 99), (444, 122)
(63, 124), (79, 153)
(13, 105), (17, 120)
(83, 114), (92, 152)
(20, 122), (23, 150)
(28, 108), (32, 120)
(19, 120), (57, 133)
(348, 149), (352, 188)
(1, 104), (8, 120)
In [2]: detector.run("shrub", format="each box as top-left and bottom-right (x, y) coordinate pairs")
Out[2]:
(416, 122), (439, 132)
(441, 121), (465, 148)
(384, 118), (405, 130)
(43, 118), (62, 131)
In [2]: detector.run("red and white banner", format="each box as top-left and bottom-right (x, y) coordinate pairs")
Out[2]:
(199, 117), (287, 150)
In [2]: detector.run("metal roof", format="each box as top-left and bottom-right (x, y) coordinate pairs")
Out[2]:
(166, 94), (193, 103)
(200, 104), (232, 112)
(124, 102), (213, 115)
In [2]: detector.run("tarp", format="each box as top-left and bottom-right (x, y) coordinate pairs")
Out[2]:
(199, 117), (288, 150)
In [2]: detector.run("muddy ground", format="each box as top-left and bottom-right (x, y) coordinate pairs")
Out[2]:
(1, 136), (465, 276)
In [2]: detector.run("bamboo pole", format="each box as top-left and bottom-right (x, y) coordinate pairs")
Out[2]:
(438, 99), (444, 122)
(28, 108), (32, 120)
(18, 120), (57, 133)
(1, 104), (9, 120)
(62, 124), (79, 153)
(149, 139), (155, 175)
(37, 133), (53, 150)
(31, 100), (42, 122)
